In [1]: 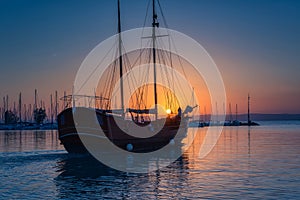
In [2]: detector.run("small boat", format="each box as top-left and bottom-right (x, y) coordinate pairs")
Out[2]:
(57, 0), (192, 154)
(189, 120), (204, 128)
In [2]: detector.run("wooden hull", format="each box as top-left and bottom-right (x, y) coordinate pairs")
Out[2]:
(57, 107), (187, 154)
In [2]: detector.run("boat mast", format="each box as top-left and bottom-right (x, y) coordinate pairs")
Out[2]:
(118, 0), (124, 115)
(152, 0), (159, 120)
(55, 90), (58, 122)
(34, 89), (37, 110)
(19, 92), (22, 123)
(229, 103), (232, 122)
(235, 104), (238, 121)
(248, 93), (251, 124)
(50, 94), (53, 124)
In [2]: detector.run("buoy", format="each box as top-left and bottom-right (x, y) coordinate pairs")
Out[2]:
(170, 139), (175, 145)
(149, 124), (154, 132)
(126, 143), (133, 151)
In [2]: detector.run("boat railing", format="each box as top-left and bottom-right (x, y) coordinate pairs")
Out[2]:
(60, 94), (109, 109)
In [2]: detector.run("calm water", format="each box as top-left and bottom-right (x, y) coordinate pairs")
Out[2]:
(1, 121), (300, 199)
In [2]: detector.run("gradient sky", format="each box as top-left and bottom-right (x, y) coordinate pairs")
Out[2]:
(0, 0), (299, 114)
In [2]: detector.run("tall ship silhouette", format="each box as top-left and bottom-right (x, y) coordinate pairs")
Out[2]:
(57, 0), (194, 154)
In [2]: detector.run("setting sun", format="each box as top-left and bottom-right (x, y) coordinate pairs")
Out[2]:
(166, 109), (171, 114)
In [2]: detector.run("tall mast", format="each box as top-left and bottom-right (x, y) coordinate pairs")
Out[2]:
(24, 104), (27, 122)
(3, 97), (5, 122)
(152, 0), (159, 120)
(204, 106), (207, 122)
(235, 103), (238, 121)
(34, 89), (37, 109)
(29, 104), (32, 122)
(55, 90), (58, 122)
(50, 94), (53, 124)
(229, 103), (232, 122)
(118, 0), (124, 115)
(248, 93), (251, 124)
(63, 91), (66, 108)
(6, 95), (8, 112)
(19, 92), (22, 123)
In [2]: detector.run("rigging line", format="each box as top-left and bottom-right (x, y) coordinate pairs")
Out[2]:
(137, 48), (151, 109)
(168, 35), (176, 104)
(101, 49), (117, 99)
(121, 40), (151, 99)
(123, 51), (140, 109)
(158, 0), (179, 107)
(155, 35), (173, 67)
(153, 11), (188, 84)
(169, 35), (188, 79)
(121, 53), (134, 105)
(138, 0), (152, 109)
(109, 65), (117, 108)
(127, 49), (149, 108)
(157, 0), (169, 28)
(122, 49), (139, 104)
(163, 36), (190, 105)
(105, 47), (119, 108)
(158, 47), (189, 107)
(157, 49), (172, 98)
(136, 40), (153, 107)
(143, 0), (151, 28)
(76, 39), (118, 95)
(159, 53), (173, 109)
(125, 56), (140, 109)
(126, 52), (148, 108)
(137, 40), (143, 107)
(136, 47), (145, 108)
(139, 50), (150, 108)
(138, 0), (151, 71)
(103, 67), (113, 108)
(103, 45), (119, 99)
(127, 47), (152, 71)
(136, 53), (147, 109)
(156, 53), (167, 105)
(128, 41), (152, 70)
(136, 73), (146, 108)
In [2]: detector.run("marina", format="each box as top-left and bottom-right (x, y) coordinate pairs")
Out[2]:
(0, 90), (261, 131)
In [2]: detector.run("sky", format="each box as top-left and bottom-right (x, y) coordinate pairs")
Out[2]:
(0, 0), (299, 114)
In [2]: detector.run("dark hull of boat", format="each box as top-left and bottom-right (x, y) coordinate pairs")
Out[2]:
(57, 107), (187, 154)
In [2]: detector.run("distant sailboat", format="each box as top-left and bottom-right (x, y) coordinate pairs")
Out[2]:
(223, 95), (259, 126)
(240, 94), (259, 126)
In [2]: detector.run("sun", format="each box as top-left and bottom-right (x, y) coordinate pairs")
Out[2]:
(166, 109), (171, 114)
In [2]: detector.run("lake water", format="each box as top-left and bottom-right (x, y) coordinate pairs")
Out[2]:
(1, 121), (300, 199)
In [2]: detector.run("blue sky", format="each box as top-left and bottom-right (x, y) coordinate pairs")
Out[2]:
(0, 0), (299, 113)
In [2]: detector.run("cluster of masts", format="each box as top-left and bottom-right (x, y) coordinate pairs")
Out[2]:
(0, 89), (112, 126)
(190, 94), (259, 127)
(197, 102), (240, 122)
(0, 89), (66, 125)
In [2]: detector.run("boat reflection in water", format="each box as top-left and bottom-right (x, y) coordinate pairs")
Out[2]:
(54, 142), (190, 199)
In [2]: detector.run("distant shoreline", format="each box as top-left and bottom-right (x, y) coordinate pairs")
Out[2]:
(0, 123), (57, 131)
(231, 113), (300, 121)
(1, 113), (299, 131)
(195, 113), (300, 121)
